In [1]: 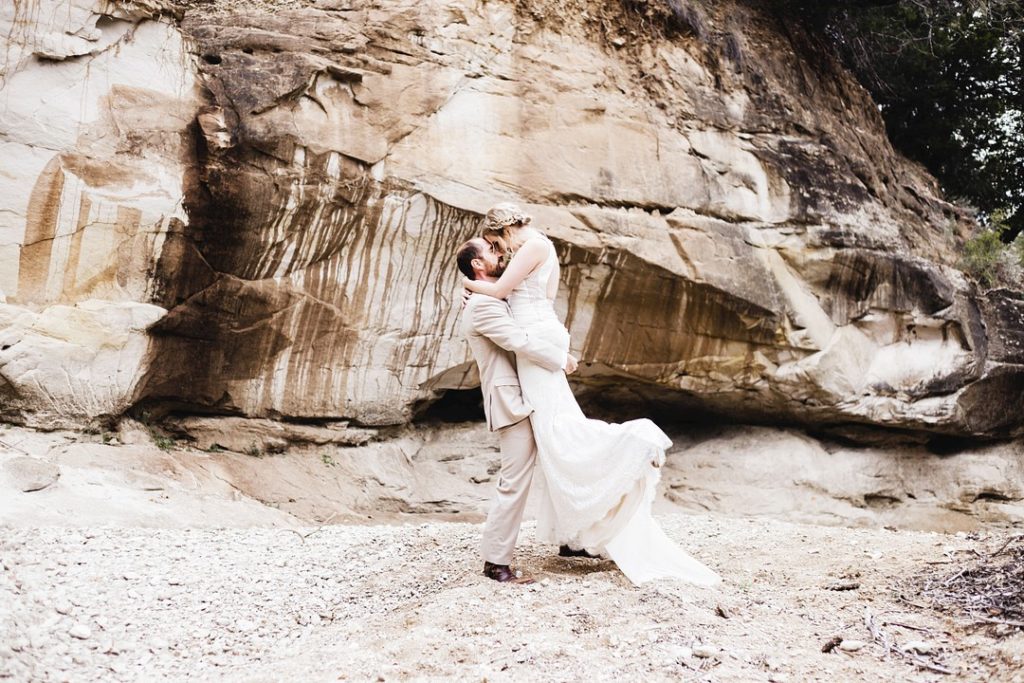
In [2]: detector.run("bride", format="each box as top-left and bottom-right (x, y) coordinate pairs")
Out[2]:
(462, 203), (720, 586)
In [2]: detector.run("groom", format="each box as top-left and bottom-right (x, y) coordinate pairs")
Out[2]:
(456, 237), (578, 584)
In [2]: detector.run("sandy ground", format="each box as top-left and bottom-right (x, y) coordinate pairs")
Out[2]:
(3, 515), (1023, 682)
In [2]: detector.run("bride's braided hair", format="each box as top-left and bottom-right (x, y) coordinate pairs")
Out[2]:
(481, 203), (532, 262)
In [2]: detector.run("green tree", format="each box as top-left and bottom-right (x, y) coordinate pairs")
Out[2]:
(773, 0), (1024, 240)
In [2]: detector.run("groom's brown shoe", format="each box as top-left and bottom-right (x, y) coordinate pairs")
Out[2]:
(559, 545), (602, 559)
(483, 561), (535, 584)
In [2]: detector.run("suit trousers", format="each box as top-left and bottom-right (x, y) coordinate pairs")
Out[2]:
(480, 417), (538, 565)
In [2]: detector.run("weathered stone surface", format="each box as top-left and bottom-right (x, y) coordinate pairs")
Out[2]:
(0, 301), (165, 426)
(168, 416), (377, 453)
(0, 0), (1021, 441)
(1, 423), (1019, 532)
(0, 0), (199, 427)
(662, 426), (1024, 532)
(2, 456), (60, 492)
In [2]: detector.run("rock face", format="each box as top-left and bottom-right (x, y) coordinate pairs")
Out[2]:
(1, 0), (1022, 438)
(1, 422), (1020, 532)
(663, 426), (1024, 532)
(0, 0), (199, 426)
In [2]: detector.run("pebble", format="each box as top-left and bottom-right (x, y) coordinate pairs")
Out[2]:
(68, 624), (91, 640)
(903, 640), (934, 654)
(666, 644), (693, 662)
(29, 631), (51, 649)
(839, 639), (867, 652)
(693, 645), (719, 659)
(235, 619), (257, 633)
(769, 674), (790, 683)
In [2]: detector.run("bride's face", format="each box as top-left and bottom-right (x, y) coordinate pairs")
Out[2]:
(483, 234), (504, 254)
(491, 225), (527, 252)
(486, 234), (517, 271)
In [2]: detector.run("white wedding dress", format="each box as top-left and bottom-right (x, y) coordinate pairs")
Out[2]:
(509, 235), (720, 586)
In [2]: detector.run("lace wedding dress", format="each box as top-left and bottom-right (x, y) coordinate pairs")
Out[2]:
(509, 235), (720, 586)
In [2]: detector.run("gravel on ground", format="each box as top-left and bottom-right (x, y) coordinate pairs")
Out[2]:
(3, 515), (1023, 682)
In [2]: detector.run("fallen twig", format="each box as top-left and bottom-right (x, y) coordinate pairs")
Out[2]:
(942, 568), (967, 587)
(864, 609), (892, 658)
(970, 615), (1024, 628)
(285, 512), (340, 543)
(988, 535), (1024, 558)
(863, 608), (953, 675)
(905, 654), (954, 675)
(883, 621), (936, 634)
(0, 438), (32, 456)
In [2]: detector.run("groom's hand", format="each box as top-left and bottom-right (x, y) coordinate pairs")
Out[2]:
(564, 354), (578, 374)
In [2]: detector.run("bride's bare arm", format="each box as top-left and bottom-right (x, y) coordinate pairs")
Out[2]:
(462, 239), (548, 299)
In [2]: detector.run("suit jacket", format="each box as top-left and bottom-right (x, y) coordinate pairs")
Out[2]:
(462, 294), (567, 431)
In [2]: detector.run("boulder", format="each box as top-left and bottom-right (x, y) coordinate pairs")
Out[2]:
(2, 456), (60, 492)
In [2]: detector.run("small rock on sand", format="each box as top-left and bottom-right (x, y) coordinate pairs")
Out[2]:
(68, 624), (91, 640)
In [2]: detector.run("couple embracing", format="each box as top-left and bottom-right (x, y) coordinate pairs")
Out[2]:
(456, 203), (720, 587)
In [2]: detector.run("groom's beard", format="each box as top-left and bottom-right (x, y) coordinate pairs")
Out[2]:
(486, 259), (507, 278)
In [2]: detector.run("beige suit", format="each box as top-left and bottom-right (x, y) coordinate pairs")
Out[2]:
(462, 294), (566, 565)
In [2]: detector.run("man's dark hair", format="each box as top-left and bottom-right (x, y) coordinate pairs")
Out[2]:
(456, 240), (482, 280)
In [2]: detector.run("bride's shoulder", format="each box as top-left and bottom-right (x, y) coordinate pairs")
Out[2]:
(519, 232), (552, 249)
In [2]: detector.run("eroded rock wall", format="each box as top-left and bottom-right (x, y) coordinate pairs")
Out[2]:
(3, 421), (1021, 532)
(1, 0), (1022, 438)
(0, 0), (199, 426)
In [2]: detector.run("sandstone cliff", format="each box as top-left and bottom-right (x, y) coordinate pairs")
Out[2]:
(2, 0), (1022, 439)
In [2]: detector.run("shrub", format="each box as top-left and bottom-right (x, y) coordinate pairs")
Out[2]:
(959, 216), (1024, 289)
(960, 230), (1004, 287)
(151, 433), (175, 451)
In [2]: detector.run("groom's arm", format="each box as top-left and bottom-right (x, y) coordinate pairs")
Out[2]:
(470, 297), (567, 372)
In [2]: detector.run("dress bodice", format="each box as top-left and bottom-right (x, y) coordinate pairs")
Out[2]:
(507, 236), (559, 326)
